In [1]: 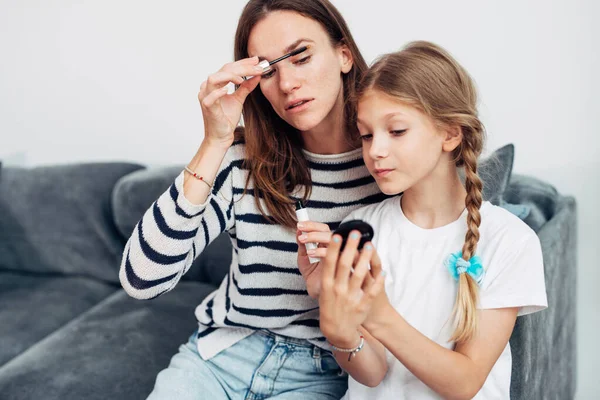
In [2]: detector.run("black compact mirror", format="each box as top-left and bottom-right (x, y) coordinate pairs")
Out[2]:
(333, 220), (374, 251)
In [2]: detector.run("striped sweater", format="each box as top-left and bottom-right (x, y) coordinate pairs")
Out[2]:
(119, 141), (386, 360)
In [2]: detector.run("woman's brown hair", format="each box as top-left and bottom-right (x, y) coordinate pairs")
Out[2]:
(233, 0), (367, 227)
(358, 41), (485, 343)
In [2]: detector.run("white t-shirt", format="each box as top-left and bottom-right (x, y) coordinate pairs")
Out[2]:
(341, 196), (548, 400)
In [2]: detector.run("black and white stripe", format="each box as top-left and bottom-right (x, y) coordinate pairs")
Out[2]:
(119, 142), (385, 359)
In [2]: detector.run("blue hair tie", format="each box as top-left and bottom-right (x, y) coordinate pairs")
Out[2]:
(446, 251), (485, 286)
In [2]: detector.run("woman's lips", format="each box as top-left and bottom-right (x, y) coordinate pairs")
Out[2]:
(285, 99), (313, 114)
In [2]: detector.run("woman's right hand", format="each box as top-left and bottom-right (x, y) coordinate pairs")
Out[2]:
(197, 57), (264, 148)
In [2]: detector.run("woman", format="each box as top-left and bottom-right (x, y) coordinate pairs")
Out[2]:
(119, 1), (386, 398)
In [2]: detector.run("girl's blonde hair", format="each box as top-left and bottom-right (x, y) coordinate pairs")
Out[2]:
(358, 41), (485, 343)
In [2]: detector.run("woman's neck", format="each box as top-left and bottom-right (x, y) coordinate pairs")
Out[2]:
(401, 165), (468, 229)
(301, 88), (359, 155)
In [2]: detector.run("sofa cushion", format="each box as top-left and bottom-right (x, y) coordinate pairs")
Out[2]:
(472, 143), (515, 205)
(0, 272), (116, 366)
(112, 167), (232, 285)
(503, 174), (560, 232)
(0, 281), (217, 400)
(0, 163), (144, 282)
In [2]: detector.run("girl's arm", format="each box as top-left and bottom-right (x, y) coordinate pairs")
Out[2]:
(330, 325), (388, 387)
(364, 303), (518, 400)
(318, 231), (389, 387)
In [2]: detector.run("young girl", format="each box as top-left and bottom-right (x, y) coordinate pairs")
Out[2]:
(118, 0), (388, 398)
(302, 41), (548, 399)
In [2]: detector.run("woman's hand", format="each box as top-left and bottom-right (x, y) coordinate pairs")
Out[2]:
(296, 221), (333, 299)
(318, 230), (387, 348)
(197, 57), (263, 148)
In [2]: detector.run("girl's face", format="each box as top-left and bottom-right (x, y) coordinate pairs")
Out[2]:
(247, 11), (352, 133)
(357, 89), (453, 195)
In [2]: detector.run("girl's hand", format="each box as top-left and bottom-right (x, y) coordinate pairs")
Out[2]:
(319, 230), (386, 348)
(296, 221), (332, 299)
(197, 57), (263, 148)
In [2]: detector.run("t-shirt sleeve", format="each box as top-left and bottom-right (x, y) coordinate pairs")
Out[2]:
(479, 232), (548, 316)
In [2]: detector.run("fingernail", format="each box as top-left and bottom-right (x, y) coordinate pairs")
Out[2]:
(365, 244), (372, 251)
(351, 233), (360, 240)
(297, 223), (305, 229)
(333, 236), (341, 243)
(381, 270), (386, 277)
(307, 249), (316, 255)
(299, 235), (307, 241)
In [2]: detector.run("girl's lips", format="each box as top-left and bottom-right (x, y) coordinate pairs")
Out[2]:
(374, 169), (394, 177)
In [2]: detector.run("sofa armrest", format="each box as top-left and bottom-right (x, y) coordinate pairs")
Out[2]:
(509, 196), (577, 400)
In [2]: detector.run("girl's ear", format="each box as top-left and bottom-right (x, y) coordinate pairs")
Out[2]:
(442, 125), (463, 153)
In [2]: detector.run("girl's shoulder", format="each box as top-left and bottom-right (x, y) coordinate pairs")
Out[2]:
(344, 196), (401, 224)
(480, 202), (537, 242)
(478, 202), (540, 267)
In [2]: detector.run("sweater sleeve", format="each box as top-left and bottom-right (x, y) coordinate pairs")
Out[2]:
(119, 144), (241, 299)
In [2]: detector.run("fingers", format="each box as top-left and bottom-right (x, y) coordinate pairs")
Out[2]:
(203, 71), (245, 94)
(297, 221), (331, 233)
(232, 74), (261, 104)
(349, 243), (373, 293)
(298, 231), (332, 246)
(198, 57), (263, 104)
(296, 230), (308, 257)
(363, 266), (386, 299)
(305, 247), (327, 259)
(322, 234), (342, 284)
(200, 86), (230, 109)
(335, 230), (361, 283)
(368, 247), (383, 279)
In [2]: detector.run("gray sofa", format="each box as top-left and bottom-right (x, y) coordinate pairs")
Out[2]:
(0, 144), (577, 400)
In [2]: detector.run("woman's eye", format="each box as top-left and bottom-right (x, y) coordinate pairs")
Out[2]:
(360, 134), (373, 142)
(261, 69), (276, 79)
(391, 129), (407, 136)
(294, 56), (311, 65)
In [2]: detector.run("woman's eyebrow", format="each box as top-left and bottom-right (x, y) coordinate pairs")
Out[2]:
(256, 38), (315, 61)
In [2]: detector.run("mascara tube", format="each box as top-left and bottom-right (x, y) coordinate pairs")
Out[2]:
(295, 201), (320, 264)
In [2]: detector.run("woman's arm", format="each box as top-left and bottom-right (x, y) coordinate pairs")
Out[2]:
(364, 303), (518, 400)
(118, 141), (238, 300)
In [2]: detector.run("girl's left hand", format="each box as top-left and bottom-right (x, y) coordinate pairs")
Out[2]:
(319, 230), (387, 348)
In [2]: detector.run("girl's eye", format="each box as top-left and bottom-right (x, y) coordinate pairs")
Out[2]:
(360, 134), (373, 142)
(391, 129), (407, 136)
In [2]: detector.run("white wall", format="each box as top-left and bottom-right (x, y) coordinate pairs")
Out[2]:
(1, 0), (598, 397)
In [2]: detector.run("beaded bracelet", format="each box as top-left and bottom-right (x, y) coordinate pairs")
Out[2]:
(184, 166), (214, 189)
(330, 335), (365, 362)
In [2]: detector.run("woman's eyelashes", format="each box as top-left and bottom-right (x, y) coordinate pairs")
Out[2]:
(261, 55), (312, 79)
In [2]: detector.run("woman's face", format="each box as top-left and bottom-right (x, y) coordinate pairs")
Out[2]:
(357, 89), (449, 195)
(247, 11), (352, 133)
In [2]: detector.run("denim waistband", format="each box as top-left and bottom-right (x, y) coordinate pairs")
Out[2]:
(255, 330), (326, 358)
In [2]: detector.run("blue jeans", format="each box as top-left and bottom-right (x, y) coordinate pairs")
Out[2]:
(147, 329), (348, 400)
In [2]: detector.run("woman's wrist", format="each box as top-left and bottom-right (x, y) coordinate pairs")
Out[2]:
(202, 134), (234, 152)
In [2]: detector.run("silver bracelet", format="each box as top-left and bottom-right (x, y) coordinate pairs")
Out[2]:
(330, 335), (365, 362)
